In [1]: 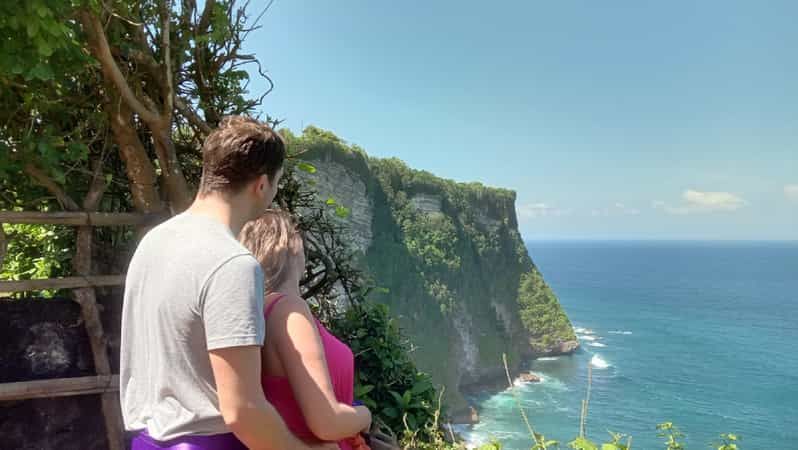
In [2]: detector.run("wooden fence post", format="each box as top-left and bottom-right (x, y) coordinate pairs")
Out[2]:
(71, 161), (126, 450)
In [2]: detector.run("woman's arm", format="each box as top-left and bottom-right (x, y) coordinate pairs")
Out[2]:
(270, 296), (371, 441)
(209, 346), (335, 450)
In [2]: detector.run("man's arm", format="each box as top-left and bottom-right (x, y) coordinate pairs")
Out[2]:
(209, 346), (334, 450)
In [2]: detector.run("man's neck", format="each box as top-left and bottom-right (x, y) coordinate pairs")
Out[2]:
(186, 194), (249, 237)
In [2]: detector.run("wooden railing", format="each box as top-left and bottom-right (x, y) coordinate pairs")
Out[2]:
(0, 211), (159, 450)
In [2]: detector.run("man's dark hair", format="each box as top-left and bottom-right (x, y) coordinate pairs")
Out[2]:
(198, 116), (286, 196)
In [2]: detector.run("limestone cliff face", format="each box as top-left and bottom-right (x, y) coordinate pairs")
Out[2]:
(295, 129), (577, 414)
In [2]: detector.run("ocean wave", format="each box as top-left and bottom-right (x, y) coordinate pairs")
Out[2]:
(578, 335), (597, 341)
(588, 342), (607, 347)
(574, 327), (594, 334)
(590, 354), (610, 369)
(536, 356), (560, 361)
(608, 330), (633, 335)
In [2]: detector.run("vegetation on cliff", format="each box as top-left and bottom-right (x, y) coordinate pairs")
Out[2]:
(518, 270), (576, 350)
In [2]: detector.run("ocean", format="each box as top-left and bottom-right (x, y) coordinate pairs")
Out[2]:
(462, 241), (798, 450)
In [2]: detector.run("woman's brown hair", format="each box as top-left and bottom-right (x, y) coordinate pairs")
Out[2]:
(239, 209), (304, 293)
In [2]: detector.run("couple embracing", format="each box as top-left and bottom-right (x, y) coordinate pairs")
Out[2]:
(121, 117), (385, 450)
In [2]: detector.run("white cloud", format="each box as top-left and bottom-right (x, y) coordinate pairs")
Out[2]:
(591, 202), (641, 217)
(785, 184), (798, 202)
(653, 189), (747, 215)
(517, 203), (571, 219)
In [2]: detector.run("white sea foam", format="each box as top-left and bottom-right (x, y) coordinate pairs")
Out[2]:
(537, 356), (560, 361)
(578, 335), (597, 341)
(588, 342), (607, 347)
(590, 354), (610, 369)
(574, 327), (594, 334)
(608, 330), (633, 335)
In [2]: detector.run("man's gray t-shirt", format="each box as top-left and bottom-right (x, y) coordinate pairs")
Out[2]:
(120, 212), (265, 440)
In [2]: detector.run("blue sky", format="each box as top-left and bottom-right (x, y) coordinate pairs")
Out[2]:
(246, 1), (797, 240)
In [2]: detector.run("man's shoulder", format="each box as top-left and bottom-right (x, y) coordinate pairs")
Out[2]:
(134, 214), (254, 269)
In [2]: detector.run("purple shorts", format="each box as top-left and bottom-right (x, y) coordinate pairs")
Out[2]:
(131, 431), (247, 450)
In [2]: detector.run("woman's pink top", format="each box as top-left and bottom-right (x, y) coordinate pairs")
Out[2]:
(261, 294), (356, 450)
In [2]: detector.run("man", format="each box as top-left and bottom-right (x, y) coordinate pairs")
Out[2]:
(120, 116), (332, 449)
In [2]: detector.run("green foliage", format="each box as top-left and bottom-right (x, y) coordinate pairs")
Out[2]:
(657, 422), (685, 450)
(0, 0), (86, 83)
(476, 440), (503, 450)
(517, 270), (577, 350)
(327, 301), (440, 440)
(1, 223), (73, 297)
(714, 433), (740, 450)
(530, 432), (559, 450)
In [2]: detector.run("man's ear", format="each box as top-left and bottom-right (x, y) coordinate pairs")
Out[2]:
(255, 174), (269, 196)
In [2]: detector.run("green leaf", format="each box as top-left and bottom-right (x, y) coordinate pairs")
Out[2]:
(335, 205), (350, 218)
(66, 142), (88, 159)
(26, 20), (39, 38)
(325, 197), (337, 206)
(37, 140), (55, 157)
(297, 161), (316, 173)
(411, 380), (432, 395)
(35, 4), (50, 18)
(35, 37), (53, 57)
(406, 413), (417, 430)
(354, 384), (374, 397)
(382, 406), (399, 418)
(402, 389), (412, 406)
(388, 390), (404, 406)
(570, 437), (598, 450)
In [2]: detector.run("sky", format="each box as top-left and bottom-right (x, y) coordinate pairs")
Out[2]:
(245, 1), (798, 240)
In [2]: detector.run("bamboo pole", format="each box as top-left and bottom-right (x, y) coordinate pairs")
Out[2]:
(0, 211), (158, 226)
(0, 275), (125, 293)
(0, 375), (119, 401)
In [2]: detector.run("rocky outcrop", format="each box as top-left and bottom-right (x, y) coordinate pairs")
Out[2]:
(410, 194), (443, 215)
(296, 150), (374, 254)
(519, 372), (542, 383)
(296, 128), (576, 413)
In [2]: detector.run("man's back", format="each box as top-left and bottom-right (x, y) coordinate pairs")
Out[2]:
(120, 212), (265, 440)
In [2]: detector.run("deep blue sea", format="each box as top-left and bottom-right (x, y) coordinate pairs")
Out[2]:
(463, 241), (798, 450)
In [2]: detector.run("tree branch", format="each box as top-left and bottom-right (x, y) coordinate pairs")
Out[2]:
(175, 97), (212, 135)
(79, 10), (162, 126)
(83, 157), (108, 211)
(198, 0), (216, 32)
(161, 0), (174, 120)
(23, 163), (81, 212)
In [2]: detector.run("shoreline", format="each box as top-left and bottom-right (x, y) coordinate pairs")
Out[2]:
(448, 339), (580, 425)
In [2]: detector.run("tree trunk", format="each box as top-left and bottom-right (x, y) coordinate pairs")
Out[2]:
(107, 101), (165, 214)
(151, 125), (193, 212)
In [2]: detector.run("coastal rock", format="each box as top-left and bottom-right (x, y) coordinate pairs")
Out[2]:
(556, 340), (580, 354)
(519, 372), (542, 383)
(449, 405), (480, 425)
(532, 339), (580, 357)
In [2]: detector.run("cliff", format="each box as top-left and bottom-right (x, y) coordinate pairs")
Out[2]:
(287, 127), (578, 415)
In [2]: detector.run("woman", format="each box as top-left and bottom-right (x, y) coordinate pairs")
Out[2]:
(240, 210), (372, 450)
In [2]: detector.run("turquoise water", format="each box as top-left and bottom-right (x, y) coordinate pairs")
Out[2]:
(463, 241), (798, 450)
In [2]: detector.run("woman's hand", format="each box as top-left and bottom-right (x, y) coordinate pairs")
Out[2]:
(354, 405), (372, 433)
(345, 434), (371, 450)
